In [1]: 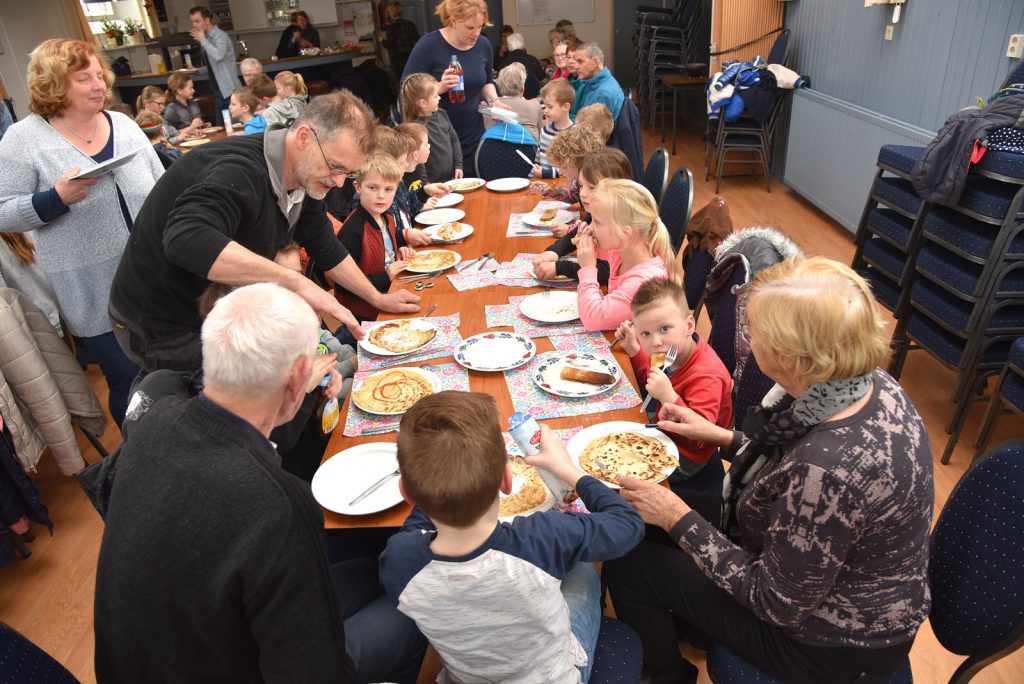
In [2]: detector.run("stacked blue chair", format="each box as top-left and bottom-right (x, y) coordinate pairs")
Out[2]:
(633, 0), (707, 129)
(708, 440), (1024, 684)
(973, 336), (1024, 456)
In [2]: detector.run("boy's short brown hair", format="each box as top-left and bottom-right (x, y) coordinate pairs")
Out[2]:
(373, 124), (418, 159)
(395, 122), (428, 145)
(574, 104), (614, 143)
(579, 148), (633, 184)
(397, 391), (507, 528)
(540, 78), (575, 107)
(249, 74), (277, 102)
(630, 277), (691, 318)
(357, 153), (403, 183)
(547, 123), (604, 169)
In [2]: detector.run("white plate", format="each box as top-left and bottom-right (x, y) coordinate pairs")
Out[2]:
(404, 249), (462, 274)
(518, 290), (579, 323)
(486, 177), (531, 192)
(312, 443), (403, 515)
(415, 208), (466, 225)
(423, 222), (474, 244)
(533, 352), (621, 397)
(201, 125), (223, 134)
(498, 461), (556, 523)
(358, 318), (440, 356)
(445, 177), (486, 193)
(179, 138), (211, 148)
(522, 209), (575, 227)
(454, 332), (536, 371)
(432, 192), (464, 208)
(351, 366), (442, 415)
(566, 422), (680, 489)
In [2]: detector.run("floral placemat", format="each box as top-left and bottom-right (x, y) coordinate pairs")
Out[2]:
(550, 331), (611, 353)
(343, 361), (470, 436)
(485, 295), (590, 338)
(357, 313), (461, 370)
(505, 201), (578, 238)
(503, 350), (641, 420)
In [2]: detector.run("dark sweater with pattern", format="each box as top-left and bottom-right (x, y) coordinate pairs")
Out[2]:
(336, 203), (407, 320)
(670, 369), (933, 648)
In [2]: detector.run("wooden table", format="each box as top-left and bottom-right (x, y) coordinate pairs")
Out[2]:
(320, 183), (648, 529)
(659, 73), (707, 156)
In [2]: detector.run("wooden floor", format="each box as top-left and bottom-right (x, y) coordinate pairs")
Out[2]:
(2, 124), (1023, 683)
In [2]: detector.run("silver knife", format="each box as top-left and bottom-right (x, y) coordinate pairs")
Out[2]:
(348, 468), (400, 506)
(359, 423), (399, 436)
(472, 252), (495, 271)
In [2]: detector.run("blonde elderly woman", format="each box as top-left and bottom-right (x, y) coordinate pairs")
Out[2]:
(0, 38), (162, 428)
(484, 63), (542, 143)
(606, 257), (934, 684)
(401, 0), (512, 176)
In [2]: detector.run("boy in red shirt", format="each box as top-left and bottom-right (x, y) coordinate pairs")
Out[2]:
(616, 278), (733, 478)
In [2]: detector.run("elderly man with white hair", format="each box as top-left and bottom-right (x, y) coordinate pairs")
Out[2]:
(240, 57), (264, 85)
(497, 31), (545, 85)
(570, 41), (624, 121)
(95, 282), (426, 684)
(485, 63), (543, 142)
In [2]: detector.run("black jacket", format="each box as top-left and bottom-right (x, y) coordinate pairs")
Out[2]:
(911, 95), (1024, 206)
(498, 49), (546, 85)
(110, 133), (347, 334)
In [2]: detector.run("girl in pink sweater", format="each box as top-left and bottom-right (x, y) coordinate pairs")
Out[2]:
(576, 179), (681, 330)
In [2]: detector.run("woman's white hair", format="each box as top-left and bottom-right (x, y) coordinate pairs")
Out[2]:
(201, 283), (319, 395)
(506, 32), (525, 51)
(496, 62), (526, 97)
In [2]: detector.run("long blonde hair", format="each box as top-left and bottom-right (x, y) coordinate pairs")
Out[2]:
(275, 70), (307, 96)
(592, 179), (681, 284)
(400, 72), (437, 123)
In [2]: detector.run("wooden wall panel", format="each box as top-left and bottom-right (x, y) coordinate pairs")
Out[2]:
(712, 0), (784, 67)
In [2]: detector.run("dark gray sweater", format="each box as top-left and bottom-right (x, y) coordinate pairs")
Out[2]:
(413, 109), (462, 183)
(671, 369), (933, 649)
(95, 395), (354, 683)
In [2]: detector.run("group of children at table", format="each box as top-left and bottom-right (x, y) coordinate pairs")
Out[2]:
(329, 70), (734, 683)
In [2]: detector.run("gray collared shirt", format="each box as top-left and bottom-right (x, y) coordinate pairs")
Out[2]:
(202, 25), (240, 99)
(263, 127), (306, 226)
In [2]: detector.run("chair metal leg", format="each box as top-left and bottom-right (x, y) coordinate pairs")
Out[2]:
(941, 370), (996, 465)
(760, 146), (772, 192)
(80, 426), (110, 458)
(973, 387), (1005, 455)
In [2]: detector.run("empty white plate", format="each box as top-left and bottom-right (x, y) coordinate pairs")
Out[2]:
(432, 192), (465, 208)
(312, 443), (403, 515)
(415, 207), (466, 225)
(486, 177), (531, 192)
(518, 290), (579, 323)
(454, 332), (536, 371)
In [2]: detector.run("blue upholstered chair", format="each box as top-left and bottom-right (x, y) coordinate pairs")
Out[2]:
(974, 337), (1024, 456)
(660, 168), (695, 253)
(473, 139), (537, 181)
(0, 622), (79, 683)
(640, 148), (670, 208)
(708, 440), (1024, 684)
(589, 616), (644, 684)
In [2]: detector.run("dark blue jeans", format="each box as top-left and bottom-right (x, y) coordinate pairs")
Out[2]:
(330, 557), (426, 683)
(75, 332), (140, 430)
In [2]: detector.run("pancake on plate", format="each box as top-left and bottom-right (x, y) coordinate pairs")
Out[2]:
(437, 222), (462, 241)
(499, 458), (549, 517)
(408, 250), (457, 271)
(579, 433), (677, 484)
(368, 320), (436, 353)
(352, 369), (434, 414)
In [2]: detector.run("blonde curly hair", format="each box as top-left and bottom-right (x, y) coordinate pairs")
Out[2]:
(28, 39), (113, 118)
(547, 123), (605, 169)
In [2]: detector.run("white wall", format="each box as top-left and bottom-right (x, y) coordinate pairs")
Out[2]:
(500, 0), (613, 63)
(0, 0), (80, 119)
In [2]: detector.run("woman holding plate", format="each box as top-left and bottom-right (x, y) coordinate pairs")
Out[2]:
(605, 257), (933, 684)
(0, 39), (162, 427)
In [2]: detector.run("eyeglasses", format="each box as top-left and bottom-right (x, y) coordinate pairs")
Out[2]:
(553, 53), (567, 60)
(150, 100), (167, 109)
(309, 127), (358, 179)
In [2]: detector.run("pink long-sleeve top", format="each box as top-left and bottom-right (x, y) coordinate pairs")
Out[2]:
(577, 251), (667, 331)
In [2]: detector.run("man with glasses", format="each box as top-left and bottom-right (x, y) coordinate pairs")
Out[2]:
(110, 90), (422, 373)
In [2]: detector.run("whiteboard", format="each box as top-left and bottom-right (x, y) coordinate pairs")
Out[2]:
(515, 0), (594, 26)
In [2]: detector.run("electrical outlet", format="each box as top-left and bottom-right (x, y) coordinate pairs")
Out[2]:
(885, 25), (894, 41)
(1009, 34), (1024, 59)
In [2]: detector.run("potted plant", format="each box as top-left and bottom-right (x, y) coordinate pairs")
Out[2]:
(101, 20), (124, 47)
(124, 18), (143, 45)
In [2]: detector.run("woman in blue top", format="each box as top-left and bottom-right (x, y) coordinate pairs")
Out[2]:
(401, 0), (510, 177)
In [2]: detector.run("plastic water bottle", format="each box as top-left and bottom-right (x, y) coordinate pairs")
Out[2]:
(448, 55), (465, 103)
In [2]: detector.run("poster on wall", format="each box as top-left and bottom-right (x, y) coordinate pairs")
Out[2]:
(516, 0), (594, 26)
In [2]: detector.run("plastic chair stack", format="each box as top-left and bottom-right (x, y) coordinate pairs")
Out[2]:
(974, 336), (1024, 456)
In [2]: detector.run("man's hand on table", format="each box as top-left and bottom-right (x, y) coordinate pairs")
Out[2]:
(618, 477), (691, 531)
(523, 425), (586, 487)
(378, 289), (421, 314)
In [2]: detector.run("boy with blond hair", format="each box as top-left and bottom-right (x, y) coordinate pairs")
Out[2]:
(616, 277), (733, 479)
(574, 103), (614, 144)
(380, 391), (643, 684)
(533, 78), (576, 178)
(395, 122), (450, 209)
(335, 154), (420, 320)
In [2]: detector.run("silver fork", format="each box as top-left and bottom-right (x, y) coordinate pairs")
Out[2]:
(639, 344), (679, 413)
